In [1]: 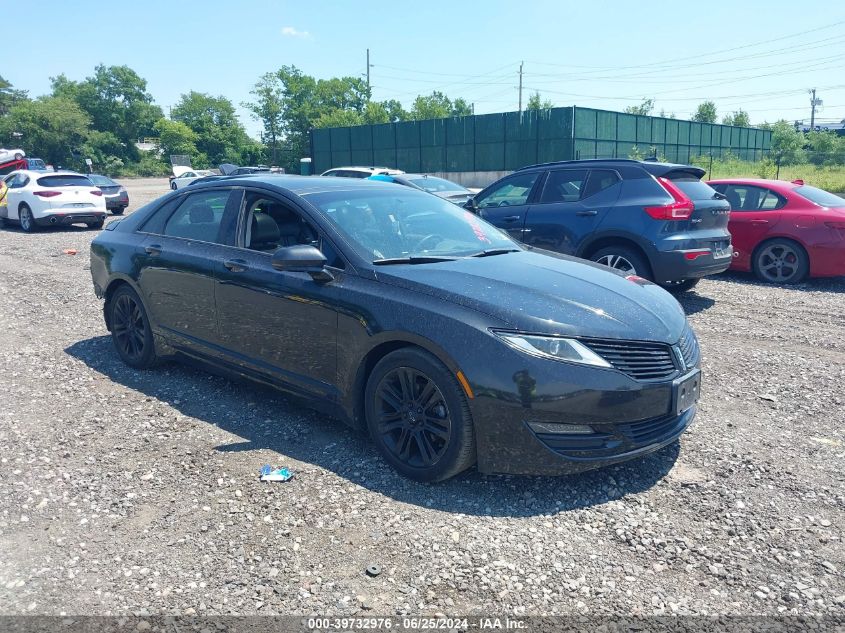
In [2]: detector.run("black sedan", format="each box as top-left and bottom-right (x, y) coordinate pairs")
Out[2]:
(89, 175), (701, 481)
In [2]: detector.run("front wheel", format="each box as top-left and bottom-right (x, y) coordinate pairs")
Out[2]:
(590, 245), (652, 280)
(109, 286), (159, 369)
(365, 348), (476, 482)
(111, 208), (125, 216)
(19, 204), (37, 233)
(660, 278), (700, 293)
(170, 182), (177, 191)
(87, 217), (105, 230)
(753, 239), (808, 284)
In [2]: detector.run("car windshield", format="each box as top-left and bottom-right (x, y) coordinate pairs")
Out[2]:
(795, 185), (845, 208)
(36, 175), (94, 187)
(27, 159), (47, 170)
(304, 188), (516, 261)
(88, 174), (116, 186)
(406, 176), (468, 193)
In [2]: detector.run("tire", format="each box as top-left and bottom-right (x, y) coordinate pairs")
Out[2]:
(0, 216), (8, 228)
(589, 245), (653, 280)
(170, 182), (177, 191)
(108, 286), (159, 369)
(18, 204), (37, 233)
(752, 239), (809, 284)
(14, 152), (23, 160)
(660, 278), (701, 293)
(365, 348), (476, 482)
(112, 208), (125, 216)
(88, 218), (105, 230)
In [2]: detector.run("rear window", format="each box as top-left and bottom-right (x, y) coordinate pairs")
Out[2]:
(406, 176), (467, 193)
(88, 174), (116, 186)
(795, 185), (845, 208)
(37, 175), (93, 187)
(664, 172), (717, 201)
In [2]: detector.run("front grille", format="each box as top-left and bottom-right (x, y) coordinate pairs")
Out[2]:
(581, 338), (677, 381)
(677, 326), (700, 369)
(618, 414), (684, 445)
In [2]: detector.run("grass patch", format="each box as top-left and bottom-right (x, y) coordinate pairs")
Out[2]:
(690, 156), (845, 192)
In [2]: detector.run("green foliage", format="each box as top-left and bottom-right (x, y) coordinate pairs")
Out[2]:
(153, 118), (198, 158)
(768, 120), (806, 165)
(806, 130), (845, 166)
(243, 72), (286, 165)
(624, 98), (654, 116)
(409, 91), (471, 120)
(527, 92), (554, 111)
(172, 91), (253, 165)
(722, 110), (750, 127)
(0, 75), (29, 116)
(692, 101), (717, 123)
(0, 97), (90, 166)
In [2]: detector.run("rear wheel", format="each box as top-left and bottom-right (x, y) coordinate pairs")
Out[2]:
(112, 208), (125, 216)
(365, 348), (475, 482)
(170, 182), (177, 190)
(109, 286), (158, 369)
(590, 245), (652, 280)
(660, 278), (701, 293)
(88, 217), (105, 230)
(19, 204), (37, 233)
(752, 239), (808, 284)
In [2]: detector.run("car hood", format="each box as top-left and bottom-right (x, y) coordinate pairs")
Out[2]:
(375, 250), (687, 344)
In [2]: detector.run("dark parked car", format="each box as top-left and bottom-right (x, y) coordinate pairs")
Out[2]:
(468, 159), (733, 292)
(88, 174), (129, 214)
(90, 176), (701, 481)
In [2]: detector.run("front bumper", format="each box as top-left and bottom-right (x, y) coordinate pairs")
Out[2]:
(35, 211), (106, 226)
(465, 338), (699, 475)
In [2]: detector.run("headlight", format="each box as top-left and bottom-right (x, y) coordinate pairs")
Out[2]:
(492, 331), (611, 368)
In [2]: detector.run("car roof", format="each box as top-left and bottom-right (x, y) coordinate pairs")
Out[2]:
(516, 158), (699, 173)
(10, 169), (86, 178)
(324, 166), (403, 173)
(707, 178), (802, 189)
(190, 173), (418, 196)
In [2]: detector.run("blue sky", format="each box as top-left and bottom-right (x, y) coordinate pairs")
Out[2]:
(7, 0), (845, 138)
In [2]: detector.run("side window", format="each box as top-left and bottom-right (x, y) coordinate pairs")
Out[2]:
(140, 196), (185, 235)
(163, 190), (231, 243)
(7, 175), (28, 189)
(241, 194), (345, 269)
(540, 169), (589, 203)
(476, 172), (539, 209)
(723, 185), (782, 211)
(582, 170), (621, 199)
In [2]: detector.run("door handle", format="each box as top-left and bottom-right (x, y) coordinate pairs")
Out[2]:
(576, 210), (598, 216)
(502, 215), (521, 222)
(750, 219), (769, 226)
(144, 244), (161, 256)
(223, 259), (247, 272)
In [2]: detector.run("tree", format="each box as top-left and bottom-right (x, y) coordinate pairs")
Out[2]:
(0, 75), (28, 116)
(527, 91), (554, 111)
(658, 109), (676, 119)
(624, 98), (654, 116)
(806, 130), (845, 166)
(692, 101), (717, 123)
(153, 118), (199, 160)
(172, 91), (253, 165)
(764, 120), (806, 165)
(722, 110), (750, 127)
(410, 91), (472, 120)
(51, 65), (162, 161)
(0, 97), (90, 166)
(381, 99), (407, 122)
(243, 72), (285, 164)
(313, 109), (364, 129)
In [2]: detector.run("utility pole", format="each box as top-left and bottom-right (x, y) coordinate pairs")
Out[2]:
(366, 49), (371, 92)
(518, 61), (524, 111)
(809, 88), (822, 131)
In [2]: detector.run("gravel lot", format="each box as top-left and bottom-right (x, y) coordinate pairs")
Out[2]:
(0, 177), (843, 618)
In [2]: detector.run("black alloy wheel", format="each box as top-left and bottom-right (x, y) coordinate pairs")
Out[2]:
(366, 348), (475, 482)
(109, 286), (158, 369)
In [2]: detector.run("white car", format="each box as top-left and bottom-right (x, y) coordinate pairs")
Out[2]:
(0, 148), (25, 164)
(320, 166), (405, 178)
(1, 170), (107, 232)
(170, 169), (212, 190)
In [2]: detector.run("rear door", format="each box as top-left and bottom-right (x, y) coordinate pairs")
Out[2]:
(522, 169), (620, 254)
(136, 188), (241, 355)
(474, 171), (543, 241)
(715, 183), (786, 269)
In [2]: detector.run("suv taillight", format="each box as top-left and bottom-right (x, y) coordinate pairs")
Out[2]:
(644, 177), (694, 220)
(33, 191), (62, 198)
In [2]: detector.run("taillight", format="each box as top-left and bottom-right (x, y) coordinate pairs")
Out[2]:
(825, 221), (845, 230)
(33, 191), (62, 198)
(644, 177), (694, 220)
(91, 190), (103, 196)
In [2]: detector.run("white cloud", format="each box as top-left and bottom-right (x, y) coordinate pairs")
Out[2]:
(281, 26), (310, 38)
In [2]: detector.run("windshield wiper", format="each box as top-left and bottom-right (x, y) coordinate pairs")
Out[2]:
(373, 255), (459, 265)
(468, 248), (522, 258)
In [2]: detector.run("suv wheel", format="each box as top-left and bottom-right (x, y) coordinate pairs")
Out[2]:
(19, 204), (37, 233)
(590, 246), (652, 279)
(365, 348), (476, 482)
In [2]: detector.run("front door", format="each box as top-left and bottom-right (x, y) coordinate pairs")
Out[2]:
(474, 171), (543, 241)
(719, 184), (785, 269)
(213, 191), (343, 400)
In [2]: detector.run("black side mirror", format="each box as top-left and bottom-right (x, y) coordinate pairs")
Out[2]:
(463, 197), (478, 213)
(271, 245), (333, 282)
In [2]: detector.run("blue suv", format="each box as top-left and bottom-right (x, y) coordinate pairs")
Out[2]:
(467, 159), (733, 292)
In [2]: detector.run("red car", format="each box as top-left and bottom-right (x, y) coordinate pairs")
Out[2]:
(708, 178), (845, 283)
